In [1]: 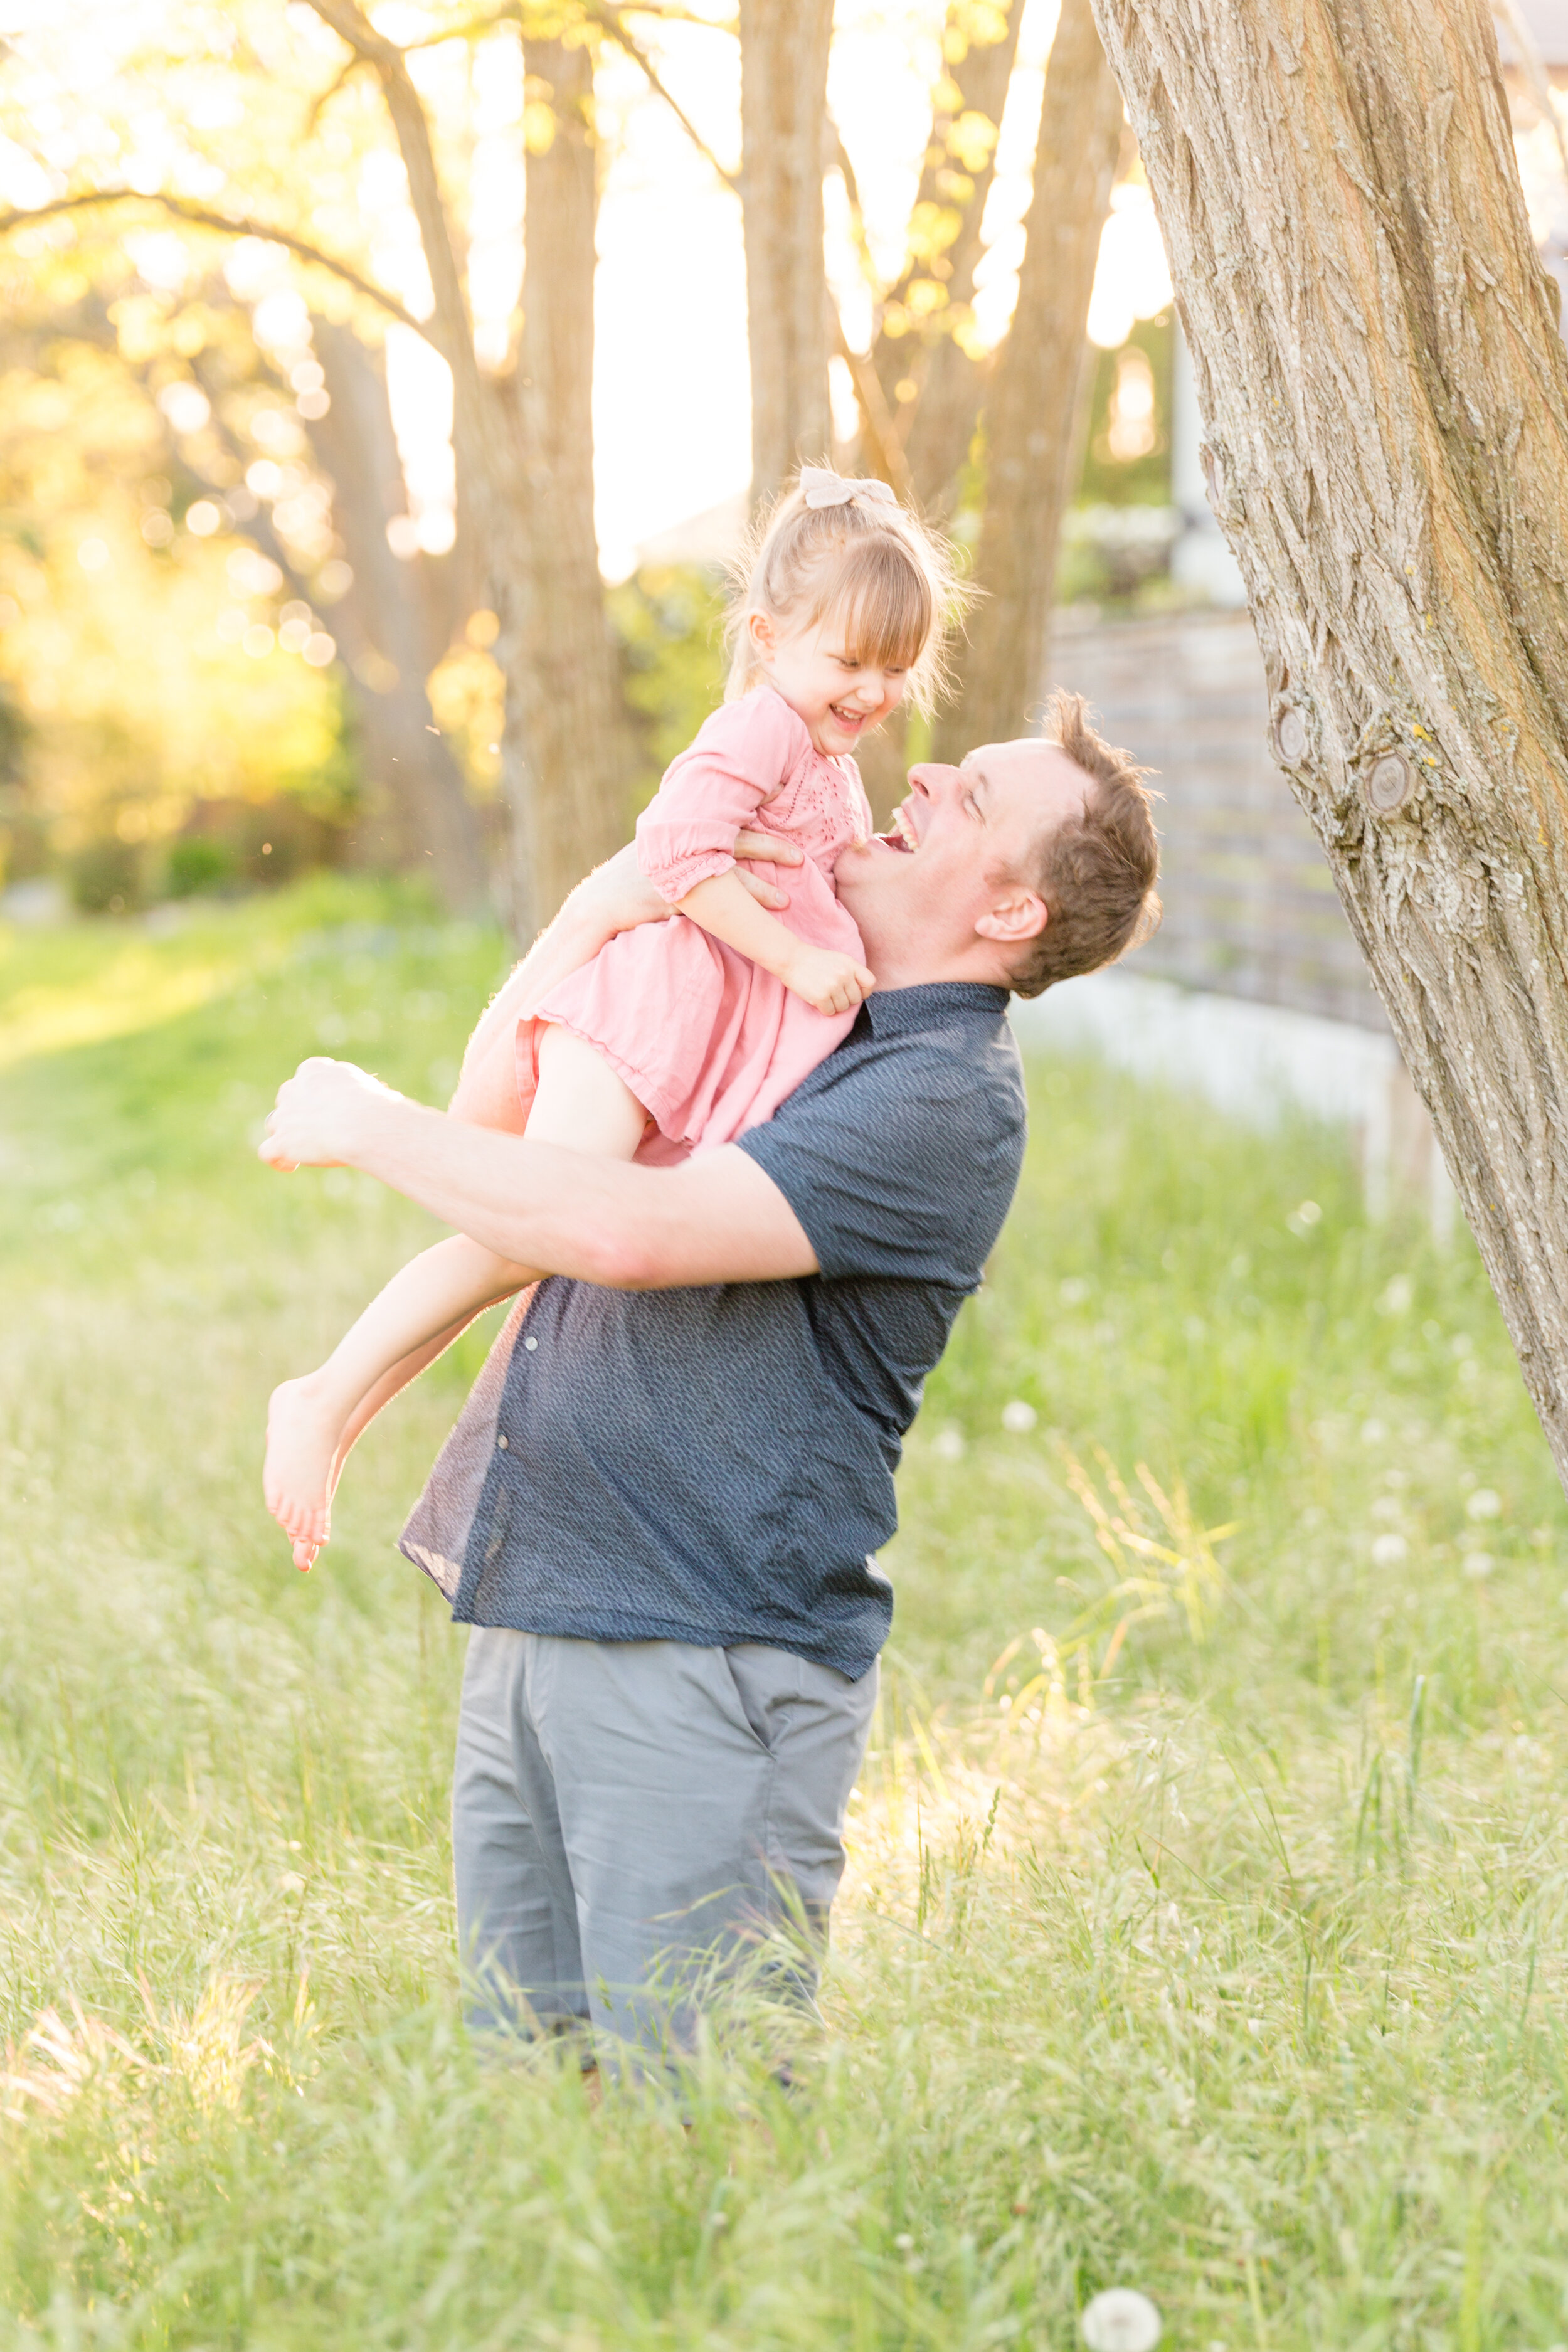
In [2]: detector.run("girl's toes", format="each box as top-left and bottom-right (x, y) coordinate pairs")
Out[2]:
(293, 1537), (319, 1572)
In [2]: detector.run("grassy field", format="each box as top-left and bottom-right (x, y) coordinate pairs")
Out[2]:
(4, 878), (1568, 2349)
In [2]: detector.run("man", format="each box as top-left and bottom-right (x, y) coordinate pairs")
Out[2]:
(260, 696), (1160, 2065)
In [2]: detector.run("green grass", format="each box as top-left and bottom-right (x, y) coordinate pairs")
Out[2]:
(4, 879), (1568, 2348)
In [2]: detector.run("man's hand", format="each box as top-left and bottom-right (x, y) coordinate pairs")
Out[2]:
(780, 942), (877, 1018)
(259, 1057), (402, 1172)
(733, 829), (803, 912)
(566, 832), (802, 943)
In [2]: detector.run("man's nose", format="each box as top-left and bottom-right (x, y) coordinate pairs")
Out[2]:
(906, 762), (961, 798)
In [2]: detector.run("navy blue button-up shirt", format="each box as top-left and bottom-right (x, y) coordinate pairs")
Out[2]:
(400, 982), (1027, 1680)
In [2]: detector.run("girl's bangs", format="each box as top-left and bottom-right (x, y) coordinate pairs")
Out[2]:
(813, 537), (933, 670)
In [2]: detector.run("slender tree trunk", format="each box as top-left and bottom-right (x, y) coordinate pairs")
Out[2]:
(309, 0), (632, 944)
(886, 0), (1027, 514)
(305, 321), (489, 909)
(738, 0), (833, 505)
(1090, 0), (1568, 1484)
(941, 0), (1121, 760)
(495, 31), (633, 938)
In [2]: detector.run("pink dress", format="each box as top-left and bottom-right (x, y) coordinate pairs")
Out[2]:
(524, 684), (872, 1157)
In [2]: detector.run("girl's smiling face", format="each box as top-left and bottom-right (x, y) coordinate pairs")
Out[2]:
(748, 608), (910, 758)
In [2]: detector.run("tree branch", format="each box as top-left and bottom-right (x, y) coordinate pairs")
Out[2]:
(303, 0), (479, 396)
(186, 361), (320, 610)
(590, 2), (738, 190)
(306, 50), (371, 133)
(302, 0), (401, 62)
(829, 121), (881, 299)
(833, 317), (915, 501)
(0, 189), (428, 336)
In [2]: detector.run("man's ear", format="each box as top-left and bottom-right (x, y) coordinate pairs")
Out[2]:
(976, 886), (1047, 945)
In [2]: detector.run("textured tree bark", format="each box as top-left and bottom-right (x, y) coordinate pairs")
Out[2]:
(1090, 0), (1568, 1481)
(499, 30), (636, 938)
(738, 0), (834, 504)
(941, 0), (1121, 760)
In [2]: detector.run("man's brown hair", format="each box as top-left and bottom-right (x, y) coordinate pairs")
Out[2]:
(1006, 691), (1162, 999)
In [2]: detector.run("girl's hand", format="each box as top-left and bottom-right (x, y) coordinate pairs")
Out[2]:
(780, 943), (877, 1017)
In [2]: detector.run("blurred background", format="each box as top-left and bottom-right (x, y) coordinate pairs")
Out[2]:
(7, 0), (1568, 1209)
(0, 0), (1183, 935)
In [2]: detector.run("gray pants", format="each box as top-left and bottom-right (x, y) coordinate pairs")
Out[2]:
(452, 1628), (878, 2062)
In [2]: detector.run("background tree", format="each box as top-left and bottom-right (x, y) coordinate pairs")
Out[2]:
(0, 0), (635, 931)
(737, 0), (834, 507)
(0, 0), (1146, 911)
(831, 0), (1126, 798)
(301, 0), (632, 936)
(939, 0), (1122, 759)
(1088, 0), (1568, 1487)
(302, 317), (487, 901)
(505, 23), (637, 931)
(845, 0), (1024, 514)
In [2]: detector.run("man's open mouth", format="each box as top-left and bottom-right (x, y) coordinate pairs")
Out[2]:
(875, 802), (918, 853)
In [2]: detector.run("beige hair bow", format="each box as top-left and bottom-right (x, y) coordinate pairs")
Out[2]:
(799, 465), (898, 511)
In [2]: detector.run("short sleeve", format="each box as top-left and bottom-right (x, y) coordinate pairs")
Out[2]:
(737, 1038), (1026, 1290)
(636, 688), (808, 904)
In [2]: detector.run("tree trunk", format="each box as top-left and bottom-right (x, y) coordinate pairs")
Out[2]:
(495, 29), (634, 940)
(308, 0), (631, 945)
(305, 320), (490, 909)
(883, 0), (1027, 515)
(738, 0), (834, 505)
(1089, 0), (1568, 1484)
(941, 0), (1121, 760)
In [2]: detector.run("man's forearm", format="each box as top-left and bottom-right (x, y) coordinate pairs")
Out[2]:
(342, 1092), (816, 1289)
(346, 1093), (667, 1283)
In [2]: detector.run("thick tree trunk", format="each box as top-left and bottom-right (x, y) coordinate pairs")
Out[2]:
(494, 31), (633, 940)
(305, 321), (490, 909)
(941, 0), (1121, 760)
(1090, 0), (1568, 1482)
(738, 0), (833, 505)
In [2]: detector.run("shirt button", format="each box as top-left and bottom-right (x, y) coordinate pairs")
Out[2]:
(496, 1434), (509, 1451)
(524, 1337), (538, 1352)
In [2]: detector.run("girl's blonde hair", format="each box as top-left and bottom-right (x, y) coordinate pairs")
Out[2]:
(723, 469), (968, 721)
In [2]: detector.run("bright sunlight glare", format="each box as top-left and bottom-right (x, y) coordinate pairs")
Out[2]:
(0, 0), (1172, 578)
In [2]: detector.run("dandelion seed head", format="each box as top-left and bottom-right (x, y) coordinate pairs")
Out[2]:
(1081, 2287), (1162, 2351)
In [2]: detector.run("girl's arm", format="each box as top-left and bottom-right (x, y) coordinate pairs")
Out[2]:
(455, 833), (804, 1096)
(676, 869), (876, 1017)
(642, 699), (875, 1015)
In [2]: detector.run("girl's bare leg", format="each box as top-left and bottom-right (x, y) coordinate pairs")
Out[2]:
(264, 1027), (646, 1568)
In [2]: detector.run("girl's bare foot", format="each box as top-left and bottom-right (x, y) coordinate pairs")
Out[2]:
(265, 1374), (347, 1572)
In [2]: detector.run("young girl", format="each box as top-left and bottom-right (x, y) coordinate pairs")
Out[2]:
(263, 467), (960, 1567)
